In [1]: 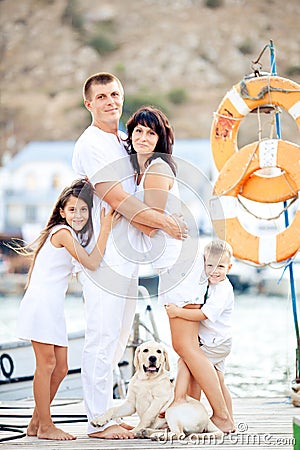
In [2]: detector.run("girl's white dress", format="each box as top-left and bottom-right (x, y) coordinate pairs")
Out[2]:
(16, 224), (77, 346)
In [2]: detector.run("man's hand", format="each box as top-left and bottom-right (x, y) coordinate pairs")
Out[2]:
(95, 181), (189, 239)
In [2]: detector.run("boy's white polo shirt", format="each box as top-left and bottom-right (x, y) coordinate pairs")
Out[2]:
(199, 277), (234, 346)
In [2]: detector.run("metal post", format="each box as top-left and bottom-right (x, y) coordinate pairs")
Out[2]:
(269, 40), (300, 381)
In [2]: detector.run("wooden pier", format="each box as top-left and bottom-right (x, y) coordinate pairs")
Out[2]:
(0, 396), (297, 449)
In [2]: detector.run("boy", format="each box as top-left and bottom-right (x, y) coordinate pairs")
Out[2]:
(165, 240), (234, 425)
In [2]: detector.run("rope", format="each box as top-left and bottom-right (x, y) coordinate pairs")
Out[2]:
(239, 81), (300, 100)
(0, 414), (88, 443)
(215, 141), (260, 196)
(212, 112), (243, 121)
(231, 250), (299, 270)
(257, 106), (262, 141)
(269, 110), (276, 139)
(0, 425), (26, 443)
(237, 195), (298, 221)
(0, 399), (87, 442)
(214, 104), (299, 214)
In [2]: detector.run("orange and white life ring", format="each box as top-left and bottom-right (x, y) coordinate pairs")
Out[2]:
(210, 75), (300, 203)
(210, 139), (300, 264)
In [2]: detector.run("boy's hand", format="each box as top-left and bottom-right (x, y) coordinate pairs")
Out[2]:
(165, 303), (180, 318)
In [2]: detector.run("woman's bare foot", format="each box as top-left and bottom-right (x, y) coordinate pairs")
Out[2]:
(210, 414), (235, 434)
(88, 424), (135, 439)
(37, 424), (76, 440)
(120, 422), (134, 430)
(170, 398), (187, 407)
(26, 418), (39, 436)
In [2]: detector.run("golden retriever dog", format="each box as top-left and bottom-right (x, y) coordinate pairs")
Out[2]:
(91, 341), (173, 433)
(91, 340), (223, 441)
(143, 396), (223, 442)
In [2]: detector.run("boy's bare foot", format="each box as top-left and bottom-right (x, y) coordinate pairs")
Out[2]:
(210, 414), (235, 434)
(89, 424), (135, 439)
(37, 425), (76, 440)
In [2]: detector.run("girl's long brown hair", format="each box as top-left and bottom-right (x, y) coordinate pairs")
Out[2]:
(11, 179), (94, 289)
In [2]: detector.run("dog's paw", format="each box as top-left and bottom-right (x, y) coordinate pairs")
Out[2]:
(150, 430), (170, 441)
(90, 415), (109, 428)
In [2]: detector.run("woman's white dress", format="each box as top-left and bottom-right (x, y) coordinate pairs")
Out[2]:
(135, 158), (207, 307)
(16, 224), (76, 346)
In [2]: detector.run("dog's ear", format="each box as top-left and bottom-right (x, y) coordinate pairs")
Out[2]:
(163, 348), (170, 371)
(133, 346), (141, 369)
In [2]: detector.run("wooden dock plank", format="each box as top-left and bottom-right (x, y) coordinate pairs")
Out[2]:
(0, 396), (297, 449)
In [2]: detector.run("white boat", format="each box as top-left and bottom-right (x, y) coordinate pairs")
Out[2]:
(0, 330), (85, 401)
(0, 286), (159, 401)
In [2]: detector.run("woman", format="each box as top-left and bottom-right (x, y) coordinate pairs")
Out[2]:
(126, 106), (234, 433)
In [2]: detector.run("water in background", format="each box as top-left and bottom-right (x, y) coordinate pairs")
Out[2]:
(0, 291), (295, 398)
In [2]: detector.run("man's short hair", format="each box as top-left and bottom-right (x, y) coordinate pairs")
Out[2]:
(83, 72), (124, 101)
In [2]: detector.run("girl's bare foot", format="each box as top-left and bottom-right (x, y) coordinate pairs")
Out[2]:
(88, 424), (135, 439)
(211, 414), (235, 434)
(37, 425), (76, 440)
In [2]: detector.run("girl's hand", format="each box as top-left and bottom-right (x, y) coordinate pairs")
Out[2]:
(111, 211), (122, 228)
(165, 303), (179, 318)
(100, 208), (121, 232)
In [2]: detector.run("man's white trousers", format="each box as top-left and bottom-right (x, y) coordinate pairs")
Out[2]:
(78, 265), (138, 434)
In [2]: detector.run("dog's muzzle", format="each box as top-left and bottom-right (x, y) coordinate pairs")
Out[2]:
(143, 355), (160, 373)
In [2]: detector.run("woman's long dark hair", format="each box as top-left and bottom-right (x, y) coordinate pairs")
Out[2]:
(126, 106), (177, 175)
(11, 179), (94, 288)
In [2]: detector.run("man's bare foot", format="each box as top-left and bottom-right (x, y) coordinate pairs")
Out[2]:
(26, 419), (39, 436)
(210, 414), (235, 434)
(37, 425), (76, 440)
(89, 424), (135, 439)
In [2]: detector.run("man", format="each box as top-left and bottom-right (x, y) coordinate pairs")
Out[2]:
(72, 72), (187, 439)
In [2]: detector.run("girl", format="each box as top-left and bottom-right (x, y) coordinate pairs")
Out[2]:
(15, 178), (119, 441)
(126, 106), (234, 433)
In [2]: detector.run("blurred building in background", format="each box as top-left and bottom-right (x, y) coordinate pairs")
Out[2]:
(0, 141), (76, 242)
(0, 139), (216, 241)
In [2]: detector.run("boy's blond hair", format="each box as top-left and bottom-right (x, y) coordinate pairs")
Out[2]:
(204, 239), (233, 262)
